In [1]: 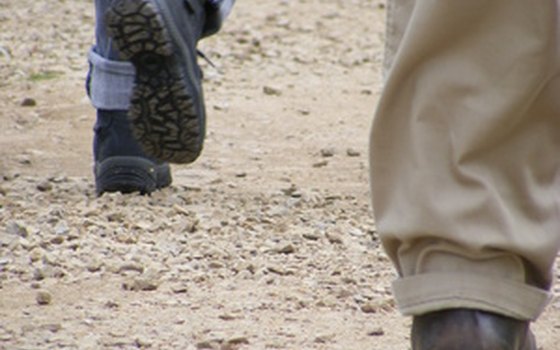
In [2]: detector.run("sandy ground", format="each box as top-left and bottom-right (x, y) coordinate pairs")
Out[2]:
(0, 0), (559, 349)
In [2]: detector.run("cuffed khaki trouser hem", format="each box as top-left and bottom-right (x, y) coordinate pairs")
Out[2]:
(393, 273), (550, 321)
(372, 0), (560, 321)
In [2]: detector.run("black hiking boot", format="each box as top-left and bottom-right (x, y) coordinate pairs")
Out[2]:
(104, 0), (209, 164)
(411, 309), (536, 350)
(94, 109), (172, 195)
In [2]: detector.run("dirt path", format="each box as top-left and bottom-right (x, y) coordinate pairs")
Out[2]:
(1, 1), (559, 349)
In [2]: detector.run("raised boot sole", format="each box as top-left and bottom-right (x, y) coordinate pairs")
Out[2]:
(105, 0), (204, 164)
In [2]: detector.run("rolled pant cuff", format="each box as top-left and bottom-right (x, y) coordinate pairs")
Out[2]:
(88, 49), (135, 110)
(393, 272), (551, 321)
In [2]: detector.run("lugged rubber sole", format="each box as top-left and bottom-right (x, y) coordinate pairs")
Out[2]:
(105, 0), (205, 164)
(95, 156), (172, 195)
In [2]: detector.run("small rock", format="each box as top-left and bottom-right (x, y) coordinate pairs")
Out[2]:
(213, 102), (229, 111)
(312, 160), (328, 168)
(122, 277), (159, 292)
(367, 327), (385, 336)
(21, 98), (37, 107)
(326, 231), (344, 245)
(15, 154), (31, 165)
(54, 220), (70, 236)
(208, 261), (224, 269)
(50, 236), (64, 245)
(134, 337), (152, 348)
(86, 260), (103, 273)
(314, 334), (334, 343)
(51, 267), (66, 279)
(0, 330), (12, 342)
(0, 235), (16, 247)
(104, 300), (120, 309)
(108, 329), (127, 338)
(218, 314), (237, 321)
(226, 336), (250, 346)
(118, 263), (144, 274)
(171, 284), (188, 294)
(42, 253), (59, 266)
(341, 277), (357, 285)
(107, 212), (125, 222)
(185, 219), (198, 233)
(302, 232), (321, 241)
(346, 148), (361, 157)
(274, 243), (296, 254)
(6, 221), (28, 238)
(360, 303), (379, 314)
(172, 204), (191, 216)
(18, 237), (33, 250)
(263, 85), (282, 96)
(115, 232), (137, 244)
(348, 227), (365, 237)
(281, 184), (301, 197)
(33, 268), (46, 281)
(36, 180), (53, 192)
(267, 265), (288, 276)
(29, 248), (42, 262)
(36, 291), (52, 305)
(320, 148), (335, 157)
(43, 323), (62, 333)
(196, 340), (222, 349)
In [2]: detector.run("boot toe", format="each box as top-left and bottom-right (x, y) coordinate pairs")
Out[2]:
(411, 309), (536, 350)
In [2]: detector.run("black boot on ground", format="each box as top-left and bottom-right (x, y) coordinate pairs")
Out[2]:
(411, 308), (536, 350)
(93, 109), (172, 195)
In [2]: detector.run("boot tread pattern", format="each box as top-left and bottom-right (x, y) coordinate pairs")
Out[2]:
(105, 0), (204, 164)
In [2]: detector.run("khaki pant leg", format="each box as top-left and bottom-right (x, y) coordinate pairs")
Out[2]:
(371, 0), (560, 320)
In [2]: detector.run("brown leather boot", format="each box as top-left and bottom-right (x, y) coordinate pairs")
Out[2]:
(411, 309), (536, 350)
